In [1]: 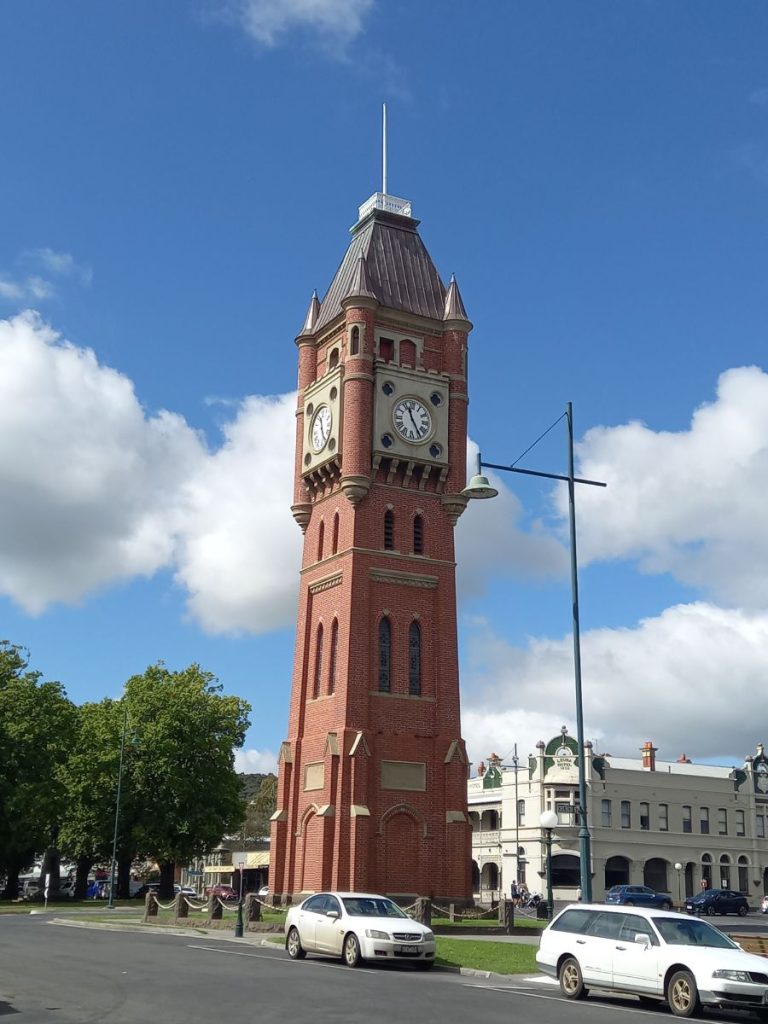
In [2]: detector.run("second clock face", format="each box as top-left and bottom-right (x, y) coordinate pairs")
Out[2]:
(393, 397), (432, 443)
(311, 405), (332, 452)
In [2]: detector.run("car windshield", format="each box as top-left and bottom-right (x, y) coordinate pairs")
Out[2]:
(341, 897), (409, 918)
(653, 917), (738, 949)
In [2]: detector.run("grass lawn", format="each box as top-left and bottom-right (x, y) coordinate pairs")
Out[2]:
(435, 938), (538, 974)
(432, 915), (544, 930)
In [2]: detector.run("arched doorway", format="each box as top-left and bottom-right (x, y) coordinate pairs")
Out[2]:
(605, 855), (630, 889)
(719, 854), (732, 890)
(551, 854), (580, 887)
(644, 858), (669, 892)
(684, 862), (694, 897)
(471, 861), (480, 893)
(481, 862), (499, 899)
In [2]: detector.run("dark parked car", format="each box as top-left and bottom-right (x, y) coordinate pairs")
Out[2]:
(686, 888), (749, 917)
(605, 884), (672, 909)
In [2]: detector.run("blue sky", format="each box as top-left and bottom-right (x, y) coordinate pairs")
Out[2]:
(2, 1), (768, 772)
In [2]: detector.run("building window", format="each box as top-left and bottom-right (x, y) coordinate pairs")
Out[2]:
(682, 805), (692, 833)
(332, 513), (339, 555)
(659, 803), (669, 831)
(413, 515), (424, 554)
(379, 337), (394, 362)
(313, 623), (324, 699)
(720, 854), (731, 890)
(640, 802), (650, 830)
(517, 847), (526, 886)
(350, 325), (360, 355)
(738, 856), (749, 893)
(400, 338), (416, 367)
(620, 800), (631, 829)
(601, 799), (612, 827)
(328, 348), (339, 370)
(384, 509), (394, 550)
(757, 814), (765, 839)
(408, 621), (421, 696)
(700, 807), (710, 835)
(317, 519), (324, 561)
(517, 799), (525, 826)
(378, 617), (391, 693)
(701, 853), (713, 888)
(736, 810), (745, 837)
(328, 619), (338, 695)
(718, 808), (728, 835)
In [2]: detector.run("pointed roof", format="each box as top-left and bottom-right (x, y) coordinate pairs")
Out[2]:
(314, 209), (449, 332)
(343, 253), (376, 303)
(443, 273), (470, 323)
(299, 290), (321, 335)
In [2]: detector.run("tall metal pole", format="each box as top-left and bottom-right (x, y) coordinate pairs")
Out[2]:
(545, 830), (554, 920)
(513, 744), (520, 891)
(107, 702), (128, 909)
(566, 402), (592, 902)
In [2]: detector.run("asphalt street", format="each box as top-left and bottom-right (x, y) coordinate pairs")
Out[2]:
(0, 913), (766, 1024)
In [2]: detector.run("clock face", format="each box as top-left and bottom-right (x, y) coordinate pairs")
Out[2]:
(393, 398), (432, 443)
(311, 405), (332, 452)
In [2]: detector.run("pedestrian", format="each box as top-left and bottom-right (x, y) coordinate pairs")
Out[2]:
(510, 880), (519, 905)
(576, 886), (582, 902)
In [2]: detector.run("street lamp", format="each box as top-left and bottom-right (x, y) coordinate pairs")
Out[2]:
(540, 810), (558, 920)
(463, 403), (605, 903)
(107, 702), (129, 910)
(234, 859), (245, 938)
(675, 862), (683, 908)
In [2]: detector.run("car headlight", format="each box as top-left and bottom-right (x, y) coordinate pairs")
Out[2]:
(365, 929), (390, 940)
(423, 930), (434, 941)
(712, 970), (751, 982)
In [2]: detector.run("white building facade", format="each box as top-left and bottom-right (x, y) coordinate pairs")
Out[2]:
(468, 730), (768, 906)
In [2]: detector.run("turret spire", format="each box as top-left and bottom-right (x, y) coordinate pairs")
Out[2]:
(299, 290), (320, 335)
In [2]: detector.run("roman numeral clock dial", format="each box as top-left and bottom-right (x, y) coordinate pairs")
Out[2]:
(392, 398), (432, 443)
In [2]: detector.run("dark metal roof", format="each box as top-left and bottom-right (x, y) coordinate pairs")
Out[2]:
(314, 209), (447, 332)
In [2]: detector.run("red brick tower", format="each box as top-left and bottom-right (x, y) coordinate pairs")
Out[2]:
(270, 188), (472, 902)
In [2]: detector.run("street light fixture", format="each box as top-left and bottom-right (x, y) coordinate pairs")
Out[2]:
(675, 862), (683, 908)
(463, 403), (606, 903)
(540, 810), (558, 920)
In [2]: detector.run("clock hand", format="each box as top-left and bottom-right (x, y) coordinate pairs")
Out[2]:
(408, 408), (419, 432)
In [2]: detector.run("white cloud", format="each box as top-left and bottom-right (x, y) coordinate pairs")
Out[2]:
(28, 248), (93, 287)
(461, 602), (768, 768)
(235, 747), (278, 773)
(222, 0), (373, 52)
(563, 366), (768, 606)
(0, 249), (92, 307)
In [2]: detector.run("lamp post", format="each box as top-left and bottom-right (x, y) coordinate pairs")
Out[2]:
(463, 403), (605, 903)
(540, 810), (558, 920)
(675, 862), (683, 908)
(234, 859), (245, 938)
(107, 702), (128, 910)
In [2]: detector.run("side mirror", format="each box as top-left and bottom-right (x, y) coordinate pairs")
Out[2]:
(327, 910), (339, 919)
(634, 934), (651, 949)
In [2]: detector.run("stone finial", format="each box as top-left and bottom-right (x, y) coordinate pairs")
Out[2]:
(477, 760), (486, 777)
(677, 753), (692, 763)
(299, 290), (320, 335)
(443, 273), (471, 325)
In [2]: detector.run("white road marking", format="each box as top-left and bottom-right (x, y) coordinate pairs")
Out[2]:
(470, 985), (669, 1017)
(188, 944), (380, 974)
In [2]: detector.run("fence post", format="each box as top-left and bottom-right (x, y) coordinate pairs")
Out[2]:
(449, 902), (455, 923)
(209, 894), (222, 921)
(175, 893), (188, 922)
(499, 898), (514, 933)
(413, 897), (432, 927)
(143, 892), (158, 922)
(245, 893), (262, 924)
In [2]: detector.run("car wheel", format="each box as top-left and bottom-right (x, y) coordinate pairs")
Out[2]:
(667, 969), (701, 1018)
(625, 900), (635, 907)
(343, 933), (362, 968)
(661, 901), (672, 911)
(738, 904), (748, 917)
(559, 957), (588, 1000)
(286, 926), (306, 960)
(706, 904), (716, 916)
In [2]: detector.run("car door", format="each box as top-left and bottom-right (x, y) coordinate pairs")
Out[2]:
(579, 911), (623, 986)
(611, 913), (662, 995)
(296, 894), (328, 951)
(314, 895), (344, 953)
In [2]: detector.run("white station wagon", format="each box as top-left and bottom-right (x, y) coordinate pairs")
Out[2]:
(536, 903), (768, 1018)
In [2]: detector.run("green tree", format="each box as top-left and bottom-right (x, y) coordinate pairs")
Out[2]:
(238, 773), (277, 844)
(0, 642), (76, 899)
(125, 663), (250, 899)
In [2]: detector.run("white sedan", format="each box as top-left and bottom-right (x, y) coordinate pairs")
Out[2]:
(285, 891), (436, 969)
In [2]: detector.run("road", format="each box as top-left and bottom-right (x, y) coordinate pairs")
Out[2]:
(0, 913), (765, 1023)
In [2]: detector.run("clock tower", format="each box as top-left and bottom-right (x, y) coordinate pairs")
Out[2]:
(270, 188), (472, 903)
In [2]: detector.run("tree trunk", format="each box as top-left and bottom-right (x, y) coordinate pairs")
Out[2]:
(75, 856), (93, 900)
(158, 860), (176, 901)
(39, 847), (61, 895)
(117, 852), (132, 900)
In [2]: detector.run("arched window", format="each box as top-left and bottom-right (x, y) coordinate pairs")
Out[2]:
(328, 619), (338, 695)
(378, 617), (391, 693)
(719, 853), (731, 890)
(517, 799), (525, 826)
(408, 621), (421, 696)
(384, 509), (394, 550)
(701, 852), (713, 888)
(400, 338), (416, 367)
(332, 513), (339, 555)
(328, 348), (339, 370)
(413, 515), (424, 554)
(313, 624), (324, 699)
(350, 326), (360, 355)
(738, 855), (749, 893)
(317, 520), (324, 562)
